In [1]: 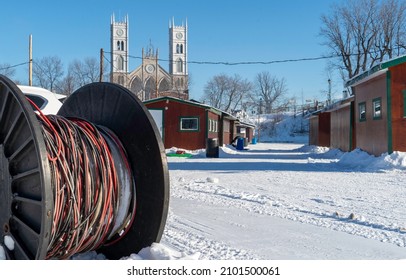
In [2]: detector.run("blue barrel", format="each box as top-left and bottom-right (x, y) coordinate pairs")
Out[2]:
(236, 137), (244, 150)
(252, 137), (257, 144)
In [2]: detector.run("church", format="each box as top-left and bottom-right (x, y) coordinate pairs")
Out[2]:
(110, 15), (189, 101)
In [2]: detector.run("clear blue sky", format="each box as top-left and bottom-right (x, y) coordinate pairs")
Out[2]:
(0, 0), (344, 103)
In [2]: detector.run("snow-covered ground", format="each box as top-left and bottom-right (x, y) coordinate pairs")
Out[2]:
(158, 142), (406, 260)
(62, 140), (406, 261)
(73, 112), (406, 260)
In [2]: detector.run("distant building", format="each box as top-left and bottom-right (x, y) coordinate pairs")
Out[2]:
(144, 96), (255, 150)
(110, 15), (189, 101)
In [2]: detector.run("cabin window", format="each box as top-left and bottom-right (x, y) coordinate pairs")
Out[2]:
(209, 119), (218, 132)
(180, 117), (199, 131)
(372, 98), (382, 120)
(358, 102), (366, 122)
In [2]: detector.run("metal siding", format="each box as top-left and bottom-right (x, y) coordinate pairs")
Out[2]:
(330, 105), (351, 151)
(309, 116), (319, 146)
(389, 64), (406, 152)
(318, 112), (331, 147)
(354, 74), (388, 156)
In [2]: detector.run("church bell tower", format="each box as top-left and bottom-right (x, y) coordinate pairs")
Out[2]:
(169, 18), (188, 95)
(110, 14), (129, 87)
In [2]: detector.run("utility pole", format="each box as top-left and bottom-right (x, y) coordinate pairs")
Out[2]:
(257, 98), (262, 142)
(29, 34), (33, 86)
(327, 78), (332, 106)
(100, 48), (104, 82)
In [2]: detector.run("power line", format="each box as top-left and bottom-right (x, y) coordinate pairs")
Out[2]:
(0, 61), (30, 71)
(103, 51), (340, 66)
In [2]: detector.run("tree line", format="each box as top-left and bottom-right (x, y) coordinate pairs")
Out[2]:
(201, 72), (288, 115)
(0, 56), (107, 96)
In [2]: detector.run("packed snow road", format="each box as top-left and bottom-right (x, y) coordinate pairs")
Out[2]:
(161, 142), (406, 260)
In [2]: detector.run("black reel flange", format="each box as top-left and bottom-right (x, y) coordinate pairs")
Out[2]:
(0, 75), (169, 260)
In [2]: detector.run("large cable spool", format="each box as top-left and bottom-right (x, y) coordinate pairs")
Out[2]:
(0, 75), (169, 260)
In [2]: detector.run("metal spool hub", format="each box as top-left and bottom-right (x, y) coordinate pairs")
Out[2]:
(0, 75), (169, 260)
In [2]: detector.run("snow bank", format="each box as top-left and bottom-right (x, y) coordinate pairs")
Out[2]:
(304, 146), (406, 171)
(71, 242), (200, 260)
(122, 243), (200, 260)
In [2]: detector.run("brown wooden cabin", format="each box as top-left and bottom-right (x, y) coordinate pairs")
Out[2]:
(308, 111), (331, 148)
(236, 121), (255, 144)
(328, 96), (355, 152)
(144, 96), (254, 150)
(346, 55), (406, 156)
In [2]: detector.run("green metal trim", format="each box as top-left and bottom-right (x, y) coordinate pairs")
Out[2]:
(381, 55), (406, 69)
(386, 71), (393, 154)
(346, 55), (406, 87)
(345, 64), (383, 87)
(205, 110), (209, 139)
(144, 96), (222, 115)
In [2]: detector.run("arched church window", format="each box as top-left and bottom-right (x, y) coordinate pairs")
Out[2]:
(145, 78), (156, 100)
(131, 76), (143, 96)
(176, 58), (183, 73)
(176, 44), (184, 54)
(158, 78), (171, 93)
(117, 55), (124, 70)
(121, 41), (125, 51)
(117, 41), (121, 50)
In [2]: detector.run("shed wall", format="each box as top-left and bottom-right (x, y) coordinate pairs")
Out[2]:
(145, 100), (207, 150)
(309, 116), (319, 146)
(354, 74), (388, 156)
(318, 112), (331, 147)
(330, 104), (352, 152)
(389, 64), (406, 152)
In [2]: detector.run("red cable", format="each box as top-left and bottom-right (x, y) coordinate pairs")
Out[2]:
(26, 98), (133, 259)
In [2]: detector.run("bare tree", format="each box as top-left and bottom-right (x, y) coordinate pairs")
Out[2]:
(69, 57), (104, 87)
(253, 71), (288, 114)
(202, 74), (253, 112)
(223, 74), (252, 112)
(56, 73), (77, 96)
(0, 63), (16, 78)
(375, 0), (406, 58)
(33, 56), (64, 92)
(320, 0), (406, 80)
(202, 74), (229, 109)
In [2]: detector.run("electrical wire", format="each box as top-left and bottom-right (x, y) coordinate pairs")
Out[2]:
(26, 98), (135, 260)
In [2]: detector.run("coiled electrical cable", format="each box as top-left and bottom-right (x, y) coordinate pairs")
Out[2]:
(27, 99), (136, 260)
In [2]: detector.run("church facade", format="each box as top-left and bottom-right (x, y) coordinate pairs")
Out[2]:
(110, 15), (189, 101)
